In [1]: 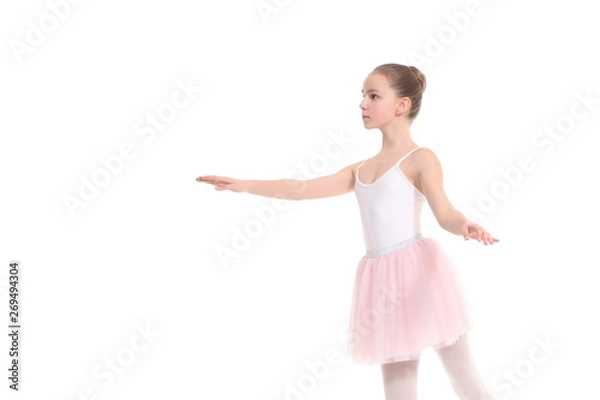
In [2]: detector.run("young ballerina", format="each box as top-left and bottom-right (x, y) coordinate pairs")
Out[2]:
(196, 63), (499, 400)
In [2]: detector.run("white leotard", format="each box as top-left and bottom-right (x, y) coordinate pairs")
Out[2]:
(354, 147), (426, 252)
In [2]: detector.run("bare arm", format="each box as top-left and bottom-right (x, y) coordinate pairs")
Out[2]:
(244, 161), (361, 200)
(197, 161), (361, 200)
(417, 148), (500, 244)
(416, 148), (471, 235)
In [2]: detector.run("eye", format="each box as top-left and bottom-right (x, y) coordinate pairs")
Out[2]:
(361, 93), (378, 99)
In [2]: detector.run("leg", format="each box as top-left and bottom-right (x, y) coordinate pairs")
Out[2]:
(380, 358), (420, 400)
(434, 333), (495, 400)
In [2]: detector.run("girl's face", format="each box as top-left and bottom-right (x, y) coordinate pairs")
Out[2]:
(359, 73), (409, 129)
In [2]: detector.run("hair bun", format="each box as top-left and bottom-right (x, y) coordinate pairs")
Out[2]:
(409, 66), (426, 93)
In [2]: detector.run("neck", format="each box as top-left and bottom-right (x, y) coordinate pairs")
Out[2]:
(378, 118), (416, 153)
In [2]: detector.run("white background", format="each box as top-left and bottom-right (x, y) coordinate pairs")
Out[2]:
(1, 0), (599, 399)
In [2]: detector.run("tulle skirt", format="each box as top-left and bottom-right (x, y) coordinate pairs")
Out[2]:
(347, 234), (473, 365)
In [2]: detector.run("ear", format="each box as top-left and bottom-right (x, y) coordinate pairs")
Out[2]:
(395, 97), (411, 116)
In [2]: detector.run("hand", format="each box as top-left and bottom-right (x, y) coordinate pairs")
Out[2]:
(462, 221), (499, 245)
(196, 175), (247, 193)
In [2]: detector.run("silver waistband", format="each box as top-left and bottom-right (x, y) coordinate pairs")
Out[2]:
(364, 234), (424, 258)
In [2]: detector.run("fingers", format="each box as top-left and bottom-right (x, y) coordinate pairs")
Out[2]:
(465, 224), (499, 245)
(196, 175), (228, 186)
(196, 176), (235, 193)
(196, 175), (218, 183)
(475, 230), (499, 245)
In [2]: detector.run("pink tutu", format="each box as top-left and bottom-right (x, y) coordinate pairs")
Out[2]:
(346, 234), (473, 365)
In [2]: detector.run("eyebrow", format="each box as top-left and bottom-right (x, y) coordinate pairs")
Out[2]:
(361, 89), (379, 94)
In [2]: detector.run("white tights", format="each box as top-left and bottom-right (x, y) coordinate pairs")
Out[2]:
(380, 334), (495, 400)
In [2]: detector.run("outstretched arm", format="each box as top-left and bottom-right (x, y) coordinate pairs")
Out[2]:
(416, 148), (499, 245)
(196, 160), (361, 200)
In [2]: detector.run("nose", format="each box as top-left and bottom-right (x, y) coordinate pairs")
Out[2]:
(359, 97), (367, 110)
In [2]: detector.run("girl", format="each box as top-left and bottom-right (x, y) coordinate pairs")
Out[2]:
(197, 63), (499, 400)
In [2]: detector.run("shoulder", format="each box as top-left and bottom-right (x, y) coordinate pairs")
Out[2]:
(339, 158), (368, 178)
(413, 147), (442, 172)
(413, 147), (438, 163)
(349, 158), (368, 173)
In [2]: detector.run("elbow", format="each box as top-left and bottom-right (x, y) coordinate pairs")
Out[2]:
(437, 214), (449, 231)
